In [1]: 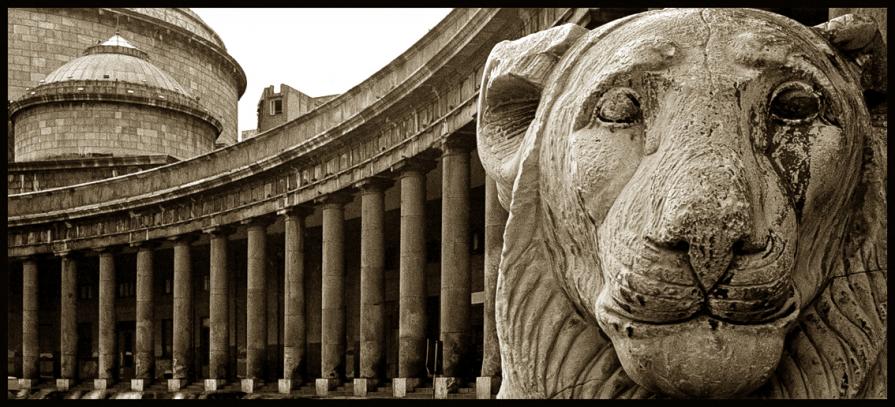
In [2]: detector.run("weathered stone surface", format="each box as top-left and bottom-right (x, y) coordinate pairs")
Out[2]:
(319, 195), (350, 383)
(21, 260), (38, 381)
(134, 246), (155, 380)
(281, 208), (310, 385)
(478, 8), (887, 399)
(59, 256), (78, 380)
(440, 140), (472, 378)
(171, 238), (193, 381)
(208, 228), (230, 380)
(480, 177), (506, 379)
(245, 219), (269, 380)
(97, 251), (116, 382)
(358, 178), (389, 381)
(396, 161), (432, 380)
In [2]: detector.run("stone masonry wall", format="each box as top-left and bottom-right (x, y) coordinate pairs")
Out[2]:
(14, 101), (217, 161)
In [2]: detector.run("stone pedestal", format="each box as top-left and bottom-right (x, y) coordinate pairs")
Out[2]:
(476, 376), (500, 399)
(315, 378), (340, 396)
(130, 378), (149, 392)
(353, 378), (377, 397)
(434, 377), (460, 399)
(18, 378), (36, 390)
(393, 377), (420, 398)
(94, 378), (111, 390)
(56, 378), (74, 391)
(167, 378), (188, 392)
(278, 378), (297, 394)
(204, 379), (226, 392)
(241, 378), (262, 393)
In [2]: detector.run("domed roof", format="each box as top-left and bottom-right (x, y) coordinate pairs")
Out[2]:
(40, 34), (191, 96)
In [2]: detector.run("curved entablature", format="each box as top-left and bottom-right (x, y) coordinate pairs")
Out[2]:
(7, 8), (584, 256)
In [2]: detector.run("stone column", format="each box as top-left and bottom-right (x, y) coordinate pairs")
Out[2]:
(96, 249), (117, 389)
(169, 236), (196, 391)
(354, 178), (392, 396)
(477, 177), (508, 399)
(132, 242), (156, 391)
(205, 226), (232, 391)
(393, 158), (435, 397)
(436, 139), (472, 398)
(58, 253), (78, 391)
(243, 217), (272, 393)
(316, 192), (352, 395)
(20, 259), (39, 389)
(279, 207), (311, 394)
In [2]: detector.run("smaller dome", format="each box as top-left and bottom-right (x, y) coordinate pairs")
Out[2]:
(40, 34), (191, 96)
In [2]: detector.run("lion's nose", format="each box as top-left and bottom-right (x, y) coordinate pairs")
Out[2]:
(645, 156), (764, 293)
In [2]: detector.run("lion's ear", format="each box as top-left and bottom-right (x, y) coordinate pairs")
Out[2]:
(477, 23), (587, 207)
(814, 13), (887, 96)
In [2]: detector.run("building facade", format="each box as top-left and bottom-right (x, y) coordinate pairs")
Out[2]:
(7, 7), (883, 400)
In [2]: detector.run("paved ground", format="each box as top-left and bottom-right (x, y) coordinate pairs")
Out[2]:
(7, 378), (483, 400)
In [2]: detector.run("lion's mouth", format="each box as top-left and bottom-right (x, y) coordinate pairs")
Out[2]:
(595, 232), (801, 398)
(602, 232), (795, 325)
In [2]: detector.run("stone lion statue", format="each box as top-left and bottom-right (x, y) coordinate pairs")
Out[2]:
(477, 9), (886, 398)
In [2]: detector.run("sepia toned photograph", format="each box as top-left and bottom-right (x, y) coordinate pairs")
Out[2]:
(6, 7), (887, 400)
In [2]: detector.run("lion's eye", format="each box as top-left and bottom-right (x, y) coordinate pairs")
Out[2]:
(769, 81), (821, 122)
(597, 87), (641, 124)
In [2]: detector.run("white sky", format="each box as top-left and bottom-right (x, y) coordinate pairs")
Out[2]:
(191, 8), (453, 136)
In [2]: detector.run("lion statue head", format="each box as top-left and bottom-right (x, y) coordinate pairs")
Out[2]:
(477, 9), (886, 398)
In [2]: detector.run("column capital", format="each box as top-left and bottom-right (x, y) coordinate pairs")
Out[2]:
(55, 249), (85, 260)
(202, 224), (236, 236)
(240, 214), (276, 228)
(314, 191), (354, 207)
(277, 205), (313, 218)
(167, 233), (199, 245)
(440, 131), (476, 154)
(391, 155), (437, 175)
(129, 239), (161, 249)
(92, 244), (126, 255)
(354, 176), (393, 193)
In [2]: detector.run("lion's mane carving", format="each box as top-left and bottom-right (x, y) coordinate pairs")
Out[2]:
(477, 9), (886, 398)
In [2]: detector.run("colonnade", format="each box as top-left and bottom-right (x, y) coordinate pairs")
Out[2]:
(14, 139), (507, 398)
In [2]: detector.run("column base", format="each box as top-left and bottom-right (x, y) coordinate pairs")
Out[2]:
(18, 378), (36, 390)
(315, 378), (340, 396)
(393, 377), (420, 398)
(353, 378), (378, 397)
(167, 378), (188, 392)
(278, 379), (298, 394)
(204, 379), (226, 392)
(241, 378), (262, 393)
(476, 376), (501, 399)
(131, 379), (150, 392)
(56, 378), (74, 391)
(94, 378), (113, 390)
(434, 377), (460, 399)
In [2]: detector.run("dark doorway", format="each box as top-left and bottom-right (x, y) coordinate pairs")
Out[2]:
(200, 318), (210, 379)
(117, 321), (136, 380)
